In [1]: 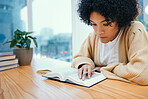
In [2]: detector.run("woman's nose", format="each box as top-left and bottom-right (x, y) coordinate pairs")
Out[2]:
(98, 31), (105, 35)
(97, 28), (104, 35)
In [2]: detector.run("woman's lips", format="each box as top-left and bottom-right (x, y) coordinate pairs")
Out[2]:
(100, 37), (107, 39)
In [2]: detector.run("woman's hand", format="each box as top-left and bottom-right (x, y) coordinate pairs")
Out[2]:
(78, 64), (94, 80)
(78, 64), (102, 80)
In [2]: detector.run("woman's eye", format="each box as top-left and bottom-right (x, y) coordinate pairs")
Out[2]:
(103, 24), (109, 26)
(91, 23), (97, 26)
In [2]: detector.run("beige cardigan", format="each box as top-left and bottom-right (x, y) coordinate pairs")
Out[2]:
(71, 21), (148, 85)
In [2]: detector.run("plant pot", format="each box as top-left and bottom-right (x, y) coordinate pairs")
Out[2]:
(13, 48), (33, 66)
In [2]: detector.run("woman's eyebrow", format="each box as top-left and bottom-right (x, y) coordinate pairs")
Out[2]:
(100, 20), (107, 23)
(90, 20), (106, 23)
(90, 20), (95, 23)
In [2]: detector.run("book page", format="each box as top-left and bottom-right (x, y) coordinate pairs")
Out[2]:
(43, 68), (78, 81)
(43, 68), (106, 87)
(66, 72), (106, 87)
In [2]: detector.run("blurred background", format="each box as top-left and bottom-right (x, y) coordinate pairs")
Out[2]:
(0, 0), (148, 62)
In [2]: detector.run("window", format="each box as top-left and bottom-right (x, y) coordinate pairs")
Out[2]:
(138, 0), (148, 31)
(32, 0), (72, 62)
(0, 0), (27, 52)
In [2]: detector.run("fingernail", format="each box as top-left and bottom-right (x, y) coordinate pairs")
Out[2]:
(82, 77), (84, 81)
(88, 75), (90, 79)
(79, 75), (81, 79)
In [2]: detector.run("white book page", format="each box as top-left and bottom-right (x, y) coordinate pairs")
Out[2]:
(66, 72), (106, 87)
(43, 72), (64, 80)
(43, 68), (78, 81)
(43, 68), (106, 87)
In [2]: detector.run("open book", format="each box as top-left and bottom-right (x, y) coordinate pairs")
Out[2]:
(42, 68), (106, 87)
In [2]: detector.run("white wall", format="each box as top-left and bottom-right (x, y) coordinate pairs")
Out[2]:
(71, 0), (93, 56)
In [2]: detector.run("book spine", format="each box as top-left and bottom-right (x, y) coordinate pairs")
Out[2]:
(0, 64), (19, 71)
(0, 59), (18, 67)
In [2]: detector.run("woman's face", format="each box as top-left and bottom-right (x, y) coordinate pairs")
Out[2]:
(90, 11), (119, 43)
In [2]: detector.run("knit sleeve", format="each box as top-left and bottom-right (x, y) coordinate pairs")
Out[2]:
(71, 32), (95, 69)
(101, 22), (148, 85)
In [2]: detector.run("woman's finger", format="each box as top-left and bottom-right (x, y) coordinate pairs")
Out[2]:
(82, 66), (87, 80)
(78, 67), (83, 79)
(91, 71), (95, 75)
(87, 66), (92, 79)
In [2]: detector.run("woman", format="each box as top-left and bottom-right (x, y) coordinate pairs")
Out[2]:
(71, 0), (148, 85)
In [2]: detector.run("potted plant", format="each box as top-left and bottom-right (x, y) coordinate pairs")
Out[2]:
(3, 29), (38, 66)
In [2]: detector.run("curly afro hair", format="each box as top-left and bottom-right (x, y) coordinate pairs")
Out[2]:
(77, 0), (140, 28)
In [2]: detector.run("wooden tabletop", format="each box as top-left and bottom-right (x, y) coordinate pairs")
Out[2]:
(0, 58), (148, 99)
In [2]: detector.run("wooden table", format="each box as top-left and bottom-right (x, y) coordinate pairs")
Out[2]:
(0, 58), (148, 99)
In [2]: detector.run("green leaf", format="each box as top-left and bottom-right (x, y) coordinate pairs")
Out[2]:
(25, 36), (28, 40)
(14, 34), (21, 41)
(14, 29), (20, 34)
(26, 32), (33, 35)
(33, 39), (38, 48)
(28, 36), (34, 39)
(10, 39), (17, 48)
(28, 36), (37, 39)
(3, 40), (11, 45)
(3, 35), (14, 45)
(4, 29), (37, 49)
(26, 39), (31, 49)
(16, 45), (21, 48)
(19, 39), (25, 48)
